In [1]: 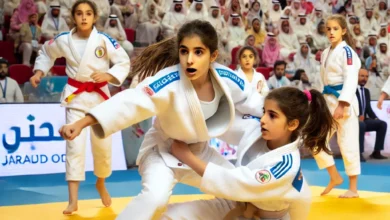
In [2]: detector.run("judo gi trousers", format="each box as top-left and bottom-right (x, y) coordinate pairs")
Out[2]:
(314, 114), (361, 176)
(115, 143), (234, 220)
(65, 108), (112, 181)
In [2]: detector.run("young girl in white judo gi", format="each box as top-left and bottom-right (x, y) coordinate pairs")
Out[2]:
(59, 20), (264, 220)
(315, 14), (361, 198)
(164, 87), (337, 220)
(238, 46), (269, 96)
(218, 46), (269, 146)
(29, 0), (130, 214)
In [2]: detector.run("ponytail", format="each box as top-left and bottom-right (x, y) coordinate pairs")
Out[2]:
(266, 88), (337, 155)
(301, 90), (337, 155)
(130, 37), (179, 81)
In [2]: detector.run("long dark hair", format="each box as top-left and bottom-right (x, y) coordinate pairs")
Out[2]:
(130, 20), (219, 81)
(266, 87), (336, 155)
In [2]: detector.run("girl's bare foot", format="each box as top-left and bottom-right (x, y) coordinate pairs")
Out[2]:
(321, 175), (343, 196)
(96, 179), (112, 207)
(63, 203), (78, 215)
(339, 190), (359, 198)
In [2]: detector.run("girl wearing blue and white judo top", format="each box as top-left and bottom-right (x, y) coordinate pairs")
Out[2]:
(315, 14), (361, 198)
(30, 0), (130, 215)
(60, 20), (264, 220)
(165, 87), (337, 220)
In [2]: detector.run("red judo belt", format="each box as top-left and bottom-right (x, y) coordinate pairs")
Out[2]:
(64, 78), (109, 102)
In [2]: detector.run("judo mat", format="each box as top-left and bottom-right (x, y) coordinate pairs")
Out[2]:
(1, 159), (390, 220)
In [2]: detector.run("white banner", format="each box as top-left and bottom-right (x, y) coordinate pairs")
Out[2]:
(0, 104), (127, 177)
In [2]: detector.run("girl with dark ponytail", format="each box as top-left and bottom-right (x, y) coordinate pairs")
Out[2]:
(59, 19), (264, 219)
(166, 87), (336, 220)
(316, 14), (361, 198)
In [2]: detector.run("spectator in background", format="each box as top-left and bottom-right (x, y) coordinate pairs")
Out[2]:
(291, 68), (311, 90)
(0, 58), (24, 103)
(10, 0), (38, 46)
(4, 0), (20, 16)
(104, 14), (134, 57)
(18, 13), (42, 66)
(267, 60), (290, 89)
(161, 0), (187, 38)
(41, 2), (70, 40)
(246, 17), (266, 47)
(356, 69), (387, 161)
(262, 32), (282, 68)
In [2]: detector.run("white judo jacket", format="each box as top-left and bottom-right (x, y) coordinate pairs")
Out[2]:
(200, 126), (312, 220)
(320, 41), (361, 116)
(33, 27), (130, 112)
(89, 62), (264, 168)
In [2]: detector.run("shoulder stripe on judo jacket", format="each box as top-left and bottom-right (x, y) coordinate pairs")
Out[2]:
(216, 68), (245, 91)
(99, 31), (121, 49)
(270, 154), (293, 179)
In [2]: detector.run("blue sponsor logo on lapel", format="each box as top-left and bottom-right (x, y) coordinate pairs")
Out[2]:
(99, 32), (120, 49)
(292, 166), (303, 192)
(149, 71), (180, 93)
(216, 68), (244, 91)
(270, 154), (293, 179)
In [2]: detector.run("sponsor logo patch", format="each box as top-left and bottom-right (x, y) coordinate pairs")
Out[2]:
(148, 71), (180, 93)
(143, 86), (155, 96)
(95, 46), (106, 58)
(255, 170), (271, 184)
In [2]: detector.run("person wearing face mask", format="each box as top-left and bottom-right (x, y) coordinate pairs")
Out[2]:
(161, 0), (187, 38)
(267, 60), (291, 89)
(0, 58), (24, 103)
(41, 2), (70, 40)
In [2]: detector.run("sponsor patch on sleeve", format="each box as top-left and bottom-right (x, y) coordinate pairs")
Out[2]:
(255, 170), (272, 184)
(216, 68), (245, 90)
(145, 71), (180, 95)
(344, 46), (353, 65)
(99, 31), (120, 49)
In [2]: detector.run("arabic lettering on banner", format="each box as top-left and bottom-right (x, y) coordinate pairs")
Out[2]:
(0, 104), (127, 177)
